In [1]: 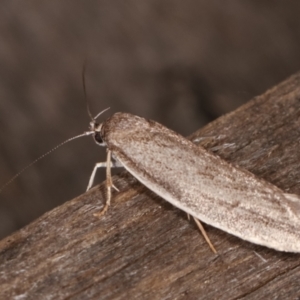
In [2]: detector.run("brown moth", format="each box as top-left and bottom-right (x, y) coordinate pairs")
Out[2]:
(86, 112), (300, 253)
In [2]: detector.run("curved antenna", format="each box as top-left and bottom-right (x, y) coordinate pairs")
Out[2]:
(82, 60), (93, 121)
(82, 61), (110, 121)
(1, 64), (110, 194)
(93, 107), (110, 121)
(0, 132), (93, 194)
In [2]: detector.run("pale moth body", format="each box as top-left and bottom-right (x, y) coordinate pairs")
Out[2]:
(91, 112), (300, 252)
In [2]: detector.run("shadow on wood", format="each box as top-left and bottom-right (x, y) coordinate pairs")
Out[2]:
(1, 72), (300, 299)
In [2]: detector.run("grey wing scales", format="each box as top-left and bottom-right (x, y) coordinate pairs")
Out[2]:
(111, 125), (300, 252)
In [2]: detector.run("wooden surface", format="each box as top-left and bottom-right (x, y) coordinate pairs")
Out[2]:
(1, 72), (300, 299)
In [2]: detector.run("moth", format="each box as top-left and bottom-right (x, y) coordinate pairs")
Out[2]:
(86, 112), (300, 253)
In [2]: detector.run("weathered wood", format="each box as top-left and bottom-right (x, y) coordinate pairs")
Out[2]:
(1, 72), (300, 299)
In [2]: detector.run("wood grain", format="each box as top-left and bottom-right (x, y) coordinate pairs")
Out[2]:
(1, 72), (300, 299)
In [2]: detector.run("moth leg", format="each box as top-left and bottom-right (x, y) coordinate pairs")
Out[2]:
(87, 152), (121, 191)
(193, 217), (217, 254)
(112, 183), (120, 192)
(94, 150), (113, 217)
(87, 162), (107, 191)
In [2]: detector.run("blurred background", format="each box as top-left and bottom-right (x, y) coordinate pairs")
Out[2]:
(1, 1), (300, 239)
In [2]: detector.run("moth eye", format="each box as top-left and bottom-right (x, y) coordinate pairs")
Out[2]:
(94, 132), (104, 145)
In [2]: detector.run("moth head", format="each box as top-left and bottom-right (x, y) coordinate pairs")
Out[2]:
(86, 108), (110, 146)
(89, 120), (106, 146)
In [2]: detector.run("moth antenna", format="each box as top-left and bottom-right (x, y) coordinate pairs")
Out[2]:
(82, 60), (94, 121)
(82, 61), (110, 121)
(93, 107), (110, 121)
(0, 132), (93, 194)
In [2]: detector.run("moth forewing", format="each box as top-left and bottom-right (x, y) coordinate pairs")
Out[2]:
(91, 112), (300, 253)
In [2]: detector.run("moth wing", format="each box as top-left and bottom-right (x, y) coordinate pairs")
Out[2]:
(283, 193), (300, 219)
(109, 117), (300, 251)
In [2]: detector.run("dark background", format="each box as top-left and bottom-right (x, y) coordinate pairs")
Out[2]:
(1, 1), (300, 239)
